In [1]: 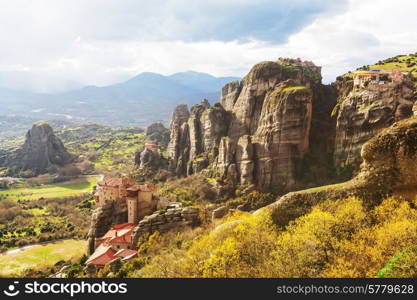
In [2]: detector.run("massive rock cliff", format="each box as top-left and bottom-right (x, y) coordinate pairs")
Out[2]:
(333, 72), (417, 173)
(2, 122), (73, 177)
(134, 122), (170, 170)
(145, 122), (170, 148)
(271, 116), (417, 226)
(168, 59), (336, 193)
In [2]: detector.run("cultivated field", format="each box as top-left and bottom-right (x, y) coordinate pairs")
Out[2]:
(0, 239), (87, 277)
(0, 176), (98, 201)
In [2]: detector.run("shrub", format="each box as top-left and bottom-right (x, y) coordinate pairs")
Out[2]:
(227, 191), (276, 211)
(132, 196), (417, 278)
(157, 174), (216, 205)
(377, 247), (417, 278)
(323, 197), (417, 277)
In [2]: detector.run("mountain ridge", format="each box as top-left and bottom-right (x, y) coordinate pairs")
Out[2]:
(0, 71), (240, 127)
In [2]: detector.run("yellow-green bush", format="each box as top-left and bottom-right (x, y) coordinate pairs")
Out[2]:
(377, 247), (417, 278)
(126, 196), (417, 278)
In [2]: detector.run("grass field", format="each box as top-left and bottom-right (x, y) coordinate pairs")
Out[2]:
(0, 177), (98, 201)
(0, 239), (87, 277)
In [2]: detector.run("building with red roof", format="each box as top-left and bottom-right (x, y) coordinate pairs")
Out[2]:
(88, 177), (157, 268)
(86, 223), (138, 268)
(95, 177), (157, 224)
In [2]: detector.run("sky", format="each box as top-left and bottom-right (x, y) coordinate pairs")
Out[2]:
(0, 0), (416, 92)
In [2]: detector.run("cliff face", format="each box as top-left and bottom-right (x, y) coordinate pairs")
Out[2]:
(3, 122), (72, 176)
(167, 104), (191, 176)
(87, 200), (128, 254)
(145, 122), (170, 148)
(168, 59), (336, 193)
(134, 122), (169, 170)
(271, 116), (417, 226)
(334, 74), (416, 173)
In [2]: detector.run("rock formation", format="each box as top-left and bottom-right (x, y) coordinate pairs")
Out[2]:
(270, 116), (417, 226)
(88, 200), (128, 253)
(3, 122), (73, 177)
(135, 148), (159, 169)
(168, 59), (336, 193)
(145, 122), (170, 148)
(134, 123), (170, 171)
(167, 104), (191, 176)
(131, 203), (199, 245)
(333, 73), (416, 173)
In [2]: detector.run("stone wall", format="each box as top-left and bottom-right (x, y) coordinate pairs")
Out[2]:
(132, 204), (199, 245)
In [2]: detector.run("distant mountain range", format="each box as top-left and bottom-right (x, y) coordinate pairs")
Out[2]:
(0, 71), (240, 127)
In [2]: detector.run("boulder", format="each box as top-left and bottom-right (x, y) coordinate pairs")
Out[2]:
(212, 206), (228, 220)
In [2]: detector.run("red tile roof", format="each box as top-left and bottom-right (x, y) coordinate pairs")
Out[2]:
(114, 249), (137, 260)
(86, 223), (138, 267)
(85, 244), (116, 266)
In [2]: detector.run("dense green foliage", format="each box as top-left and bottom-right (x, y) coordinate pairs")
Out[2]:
(56, 124), (145, 175)
(0, 177), (96, 251)
(157, 174), (217, 206)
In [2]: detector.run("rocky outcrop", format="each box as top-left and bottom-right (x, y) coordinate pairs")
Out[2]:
(3, 122), (73, 177)
(145, 122), (170, 148)
(212, 206), (228, 220)
(135, 148), (160, 169)
(168, 59), (336, 193)
(134, 123), (170, 171)
(333, 74), (416, 173)
(167, 104), (191, 176)
(168, 100), (230, 176)
(131, 203), (199, 245)
(87, 201), (128, 255)
(270, 117), (417, 226)
(188, 100), (229, 175)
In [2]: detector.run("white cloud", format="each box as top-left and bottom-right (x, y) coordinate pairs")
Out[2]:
(0, 0), (415, 90)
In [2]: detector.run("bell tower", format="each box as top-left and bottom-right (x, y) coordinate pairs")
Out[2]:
(126, 196), (138, 224)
